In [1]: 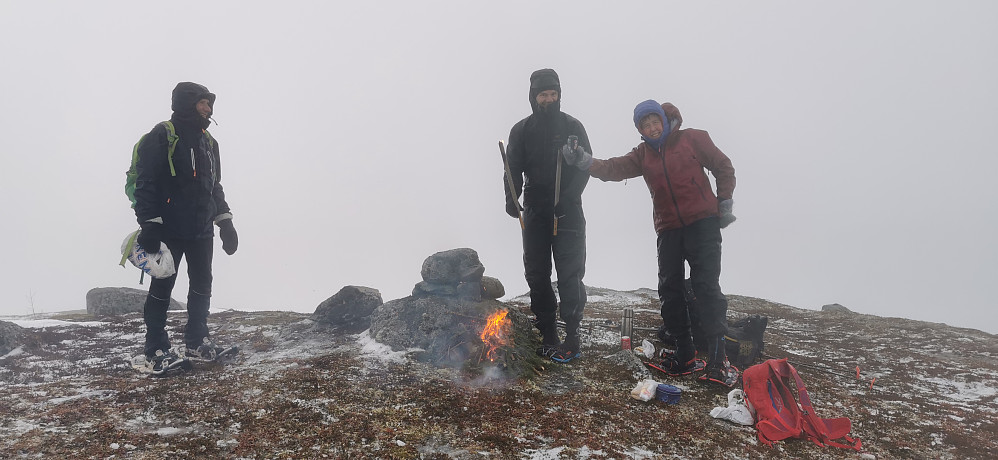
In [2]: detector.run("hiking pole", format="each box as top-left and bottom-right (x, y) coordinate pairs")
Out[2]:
(498, 141), (524, 230)
(553, 135), (578, 236)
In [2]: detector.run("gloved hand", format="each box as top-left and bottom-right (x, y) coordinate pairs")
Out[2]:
(505, 200), (521, 219)
(718, 199), (736, 228)
(137, 221), (162, 253)
(218, 219), (238, 255)
(560, 142), (593, 170)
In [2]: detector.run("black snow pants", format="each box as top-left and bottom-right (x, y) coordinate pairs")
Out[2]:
(522, 202), (587, 338)
(143, 237), (214, 357)
(656, 216), (728, 342)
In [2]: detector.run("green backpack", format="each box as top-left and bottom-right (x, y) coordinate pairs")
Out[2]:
(124, 121), (214, 208)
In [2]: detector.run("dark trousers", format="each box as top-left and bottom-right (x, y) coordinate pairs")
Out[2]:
(657, 216), (728, 340)
(522, 204), (587, 337)
(143, 237), (214, 356)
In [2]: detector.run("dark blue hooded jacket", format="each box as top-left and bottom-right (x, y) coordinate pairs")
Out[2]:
(133, 82), (230, 239)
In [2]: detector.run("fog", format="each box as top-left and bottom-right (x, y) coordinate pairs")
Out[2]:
(1, 1), (995, 333)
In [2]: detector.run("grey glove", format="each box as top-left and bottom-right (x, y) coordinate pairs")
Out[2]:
(560, 137), (593, 170)
(718, 199), (736, 228)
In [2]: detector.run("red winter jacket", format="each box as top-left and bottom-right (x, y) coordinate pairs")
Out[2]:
(589, 103), (735, 232)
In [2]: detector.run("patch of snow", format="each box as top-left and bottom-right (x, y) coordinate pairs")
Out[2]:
(919, 376), (998, 402)
(781, 347), (817, 358)
(7, 419), (41, 436)
(49, 389), (115, 405)
(233, 324), (261, 334)
(587, 291), (652, 306)
(522, 446), (567, 459)
(155, 427), (188, 436)
(8, 319), (108, 328)
(1, 345), (26, 360)
(355, 330), (415, 363)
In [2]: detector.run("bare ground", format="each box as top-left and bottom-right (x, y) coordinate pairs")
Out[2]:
(1, 288), (996, 459)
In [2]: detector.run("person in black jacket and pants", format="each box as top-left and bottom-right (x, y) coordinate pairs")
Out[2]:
(504, 69), (591, 362)
(133, 82), (238, 371)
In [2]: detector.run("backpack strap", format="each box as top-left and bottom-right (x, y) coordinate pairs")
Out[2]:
(161, 121), (179, 177)
(784, 361), (863, 451)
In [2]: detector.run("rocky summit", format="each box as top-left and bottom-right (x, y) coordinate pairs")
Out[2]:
(1, 287), (996, 459)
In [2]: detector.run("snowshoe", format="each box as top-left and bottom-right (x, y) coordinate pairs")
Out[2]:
(183, 338), (239, 362)
(131, 349), (191, 376)
(550, 347), (581, 363)
(550, 335), (581, 363)
(699, 360), (741, 388)
(646, 356), (706, 376)
(536, 344), (560, 359)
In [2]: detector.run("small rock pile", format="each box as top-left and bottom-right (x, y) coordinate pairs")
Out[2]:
(369, 248), (542, 378)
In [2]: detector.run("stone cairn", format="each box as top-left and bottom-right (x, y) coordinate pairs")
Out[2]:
(369, 248), (543, 379)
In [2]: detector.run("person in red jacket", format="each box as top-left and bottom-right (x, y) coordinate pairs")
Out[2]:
(561, 100), (739, 386)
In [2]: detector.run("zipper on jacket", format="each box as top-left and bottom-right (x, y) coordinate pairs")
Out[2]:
(190, 148), (197, 177)
(659, 148), (686, 227)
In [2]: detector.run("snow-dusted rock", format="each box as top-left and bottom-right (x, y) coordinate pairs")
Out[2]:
(312, 285), (383, 328)
(0, 320), (25, 356)
(821, 303), (852, 313)
(86, 287), (183, 318)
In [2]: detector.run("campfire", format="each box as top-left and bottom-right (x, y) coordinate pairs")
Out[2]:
(479, 309), (512, 362)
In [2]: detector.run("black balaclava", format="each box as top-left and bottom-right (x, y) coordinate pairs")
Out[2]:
(528, 69), (561, 118)
(171, 82), (215, 131)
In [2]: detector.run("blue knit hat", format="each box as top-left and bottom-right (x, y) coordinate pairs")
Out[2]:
(633, 100), (669, 149)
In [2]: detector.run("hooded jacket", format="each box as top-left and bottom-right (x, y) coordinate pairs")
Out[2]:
(133, 82), (230, 239)
(589, 102), (735, 232)
(505, 69), (591, 222)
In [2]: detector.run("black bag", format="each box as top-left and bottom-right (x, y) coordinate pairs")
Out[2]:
(724, 314), (768, 369)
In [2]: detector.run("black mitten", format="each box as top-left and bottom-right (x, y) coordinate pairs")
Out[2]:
(137, 222), (162, 253)
(218, 219), (238, 255)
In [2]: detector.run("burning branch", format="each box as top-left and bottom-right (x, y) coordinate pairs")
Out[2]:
(479, 309), (512, 363)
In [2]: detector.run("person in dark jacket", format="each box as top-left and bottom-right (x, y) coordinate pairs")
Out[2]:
(133, 82), (238, 371)
(562, 100), (739, 386)
(504, 69), (591, 362)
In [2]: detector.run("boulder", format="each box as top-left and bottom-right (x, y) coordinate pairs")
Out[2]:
(481, 276), (505, 299)
(413, 248), (491, 301)
(822, 303), (852, 313)
(0, 320), (26, 356)
(86, 287), (183, 318)
(312, 286), (383, 328)
(420, 248), (485, 284)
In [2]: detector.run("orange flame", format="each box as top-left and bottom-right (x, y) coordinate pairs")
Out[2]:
(480, 309), (512, 362)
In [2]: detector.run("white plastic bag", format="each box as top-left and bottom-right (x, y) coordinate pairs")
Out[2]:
(630, 379), (659, 402)
(635, 339), (655, 359)
(120, 229), (176, 279)
(709, 389), (756, 426)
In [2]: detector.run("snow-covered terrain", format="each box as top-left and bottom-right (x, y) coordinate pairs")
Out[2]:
(1, 289), (996, 459)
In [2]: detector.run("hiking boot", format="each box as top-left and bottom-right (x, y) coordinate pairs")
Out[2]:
(656, 341), (703, 376)
(183, 338), (228, 362)
(535, 324), (562, 358)
(142, 349), (185, 375)
(700, 359), (740, 387)
(551, 335), (581, 363)
(657, 354), (705, 376)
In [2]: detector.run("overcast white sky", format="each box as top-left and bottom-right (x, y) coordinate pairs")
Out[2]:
(1, 1), (996, 334)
